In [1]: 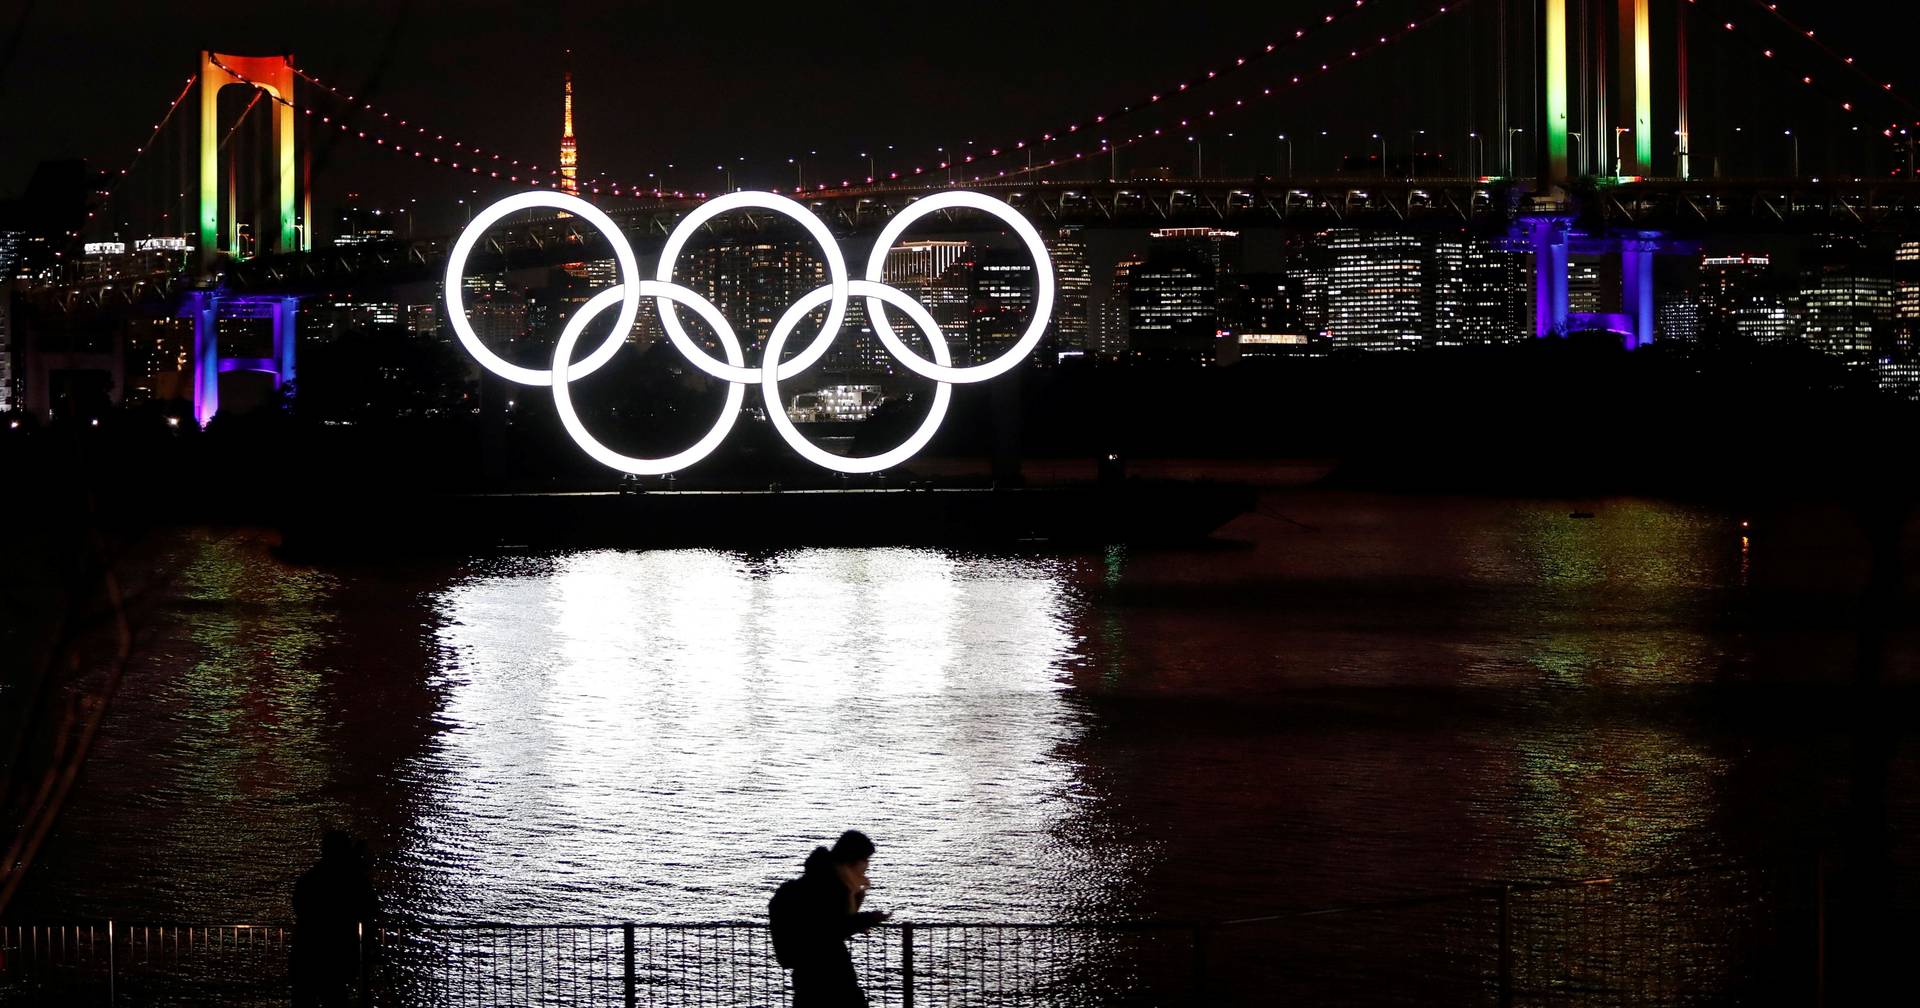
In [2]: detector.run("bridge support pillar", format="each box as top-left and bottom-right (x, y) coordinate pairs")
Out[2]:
(183, 291), (299, 427)
(1620, 238), (1656, 349)
(1525, 217), (1572, 337)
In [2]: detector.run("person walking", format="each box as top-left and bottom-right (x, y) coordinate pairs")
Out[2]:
(291, 830), (377, 1007)
(769, 830), (890, 1007)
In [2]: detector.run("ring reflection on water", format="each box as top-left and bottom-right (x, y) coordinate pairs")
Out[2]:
(415, 548), (1117, 923)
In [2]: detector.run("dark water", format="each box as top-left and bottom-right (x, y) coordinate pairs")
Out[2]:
(13, 489), (1920, 996)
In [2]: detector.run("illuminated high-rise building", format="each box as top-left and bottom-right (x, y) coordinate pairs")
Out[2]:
(1430, 237), (1528, 344)
(884, 241), (968, 287)
(1046, 227), (1092, 359)
(0, 281), (13, 412)
(1567, 258), (1607, 315)
(1893, 240), (1920, 353)
(972, 248), (1039, 366)
(1125, 228), (1238, 365)
(559, 59), (579, 196)
(1095, 258), (1141, 359)
(1656, 294), (1700, 344)
(884, 240), (972, 363)
(1324, 230), (1424, 351)
(1128, 255), (1217, 365)
(1797, 237), (1891, 362)
(1697, 253), (1774, 351)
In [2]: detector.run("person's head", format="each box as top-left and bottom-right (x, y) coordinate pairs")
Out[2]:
(321, 829), (354, 861)
(831, 830), (875, 878)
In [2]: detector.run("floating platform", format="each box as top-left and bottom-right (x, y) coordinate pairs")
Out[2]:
(283, 480), (1256, 556)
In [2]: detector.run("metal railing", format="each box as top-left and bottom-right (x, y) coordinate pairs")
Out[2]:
(0, 865), (1793, 1006)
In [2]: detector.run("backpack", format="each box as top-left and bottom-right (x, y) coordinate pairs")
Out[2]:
(768, 877), (805, 969)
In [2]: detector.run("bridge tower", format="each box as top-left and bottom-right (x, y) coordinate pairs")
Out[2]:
(1537, 0), (1656, 188)
(198, 51), (308, 271)
(1526, 1), (1671, 346)
(187, 52), (308, 427)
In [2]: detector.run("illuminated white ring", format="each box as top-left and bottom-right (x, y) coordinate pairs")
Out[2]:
(549, 284), (747, 476)
(656, 190), (849, 384)
(864, 191), (1053, 383)
(762, 279), (951, 475)
(445, 190), (640, 386)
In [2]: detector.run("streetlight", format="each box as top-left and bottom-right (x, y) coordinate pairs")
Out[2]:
(1468, 132), (1482, 178)
(1569, 132), (1583, 176)
(1613, 126), (1628, 176)
(860, 151), (874, 181)
(1408, 129), (1425, 178)
(1674, 130), (1690, 180)
(1784, 129), (1799, 178)
(1104, 139), (1117, 181)
(1277, 134), (1293, 178)
(1371, 133), (1386, 179)
(1507, 127), (1524, 177)
(1189, 136), (1203, 178)
(716, 164), (732, 192)
(1317, 130), (1328, 174)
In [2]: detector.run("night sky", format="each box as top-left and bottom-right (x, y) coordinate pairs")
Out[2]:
(3, 1), (1918, 226)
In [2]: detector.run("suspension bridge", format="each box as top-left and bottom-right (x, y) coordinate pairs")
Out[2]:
(13, 0), (1920, 425)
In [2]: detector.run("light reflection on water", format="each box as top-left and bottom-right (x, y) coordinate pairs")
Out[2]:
(410, 548), (1116, 923)
(18, 490), (1914, 994)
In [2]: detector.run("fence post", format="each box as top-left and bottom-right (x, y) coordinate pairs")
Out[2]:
(1496, 886), (1513, 1008)
(901, 924), (915, 1008)
(1190, 924), (1212, 1006)
(1814, 857), (1826, 1008)
(107, 919), (114, 1007)
(623, 922), (637, 1008)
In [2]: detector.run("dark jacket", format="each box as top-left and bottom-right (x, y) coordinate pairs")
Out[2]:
(770, 847), (885, 1007)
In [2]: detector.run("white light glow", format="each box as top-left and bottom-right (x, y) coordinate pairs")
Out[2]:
(654, 190), (848, 384)
(762, 280), (951, 474)
(445, 190), (641, 386)
(865, 191), (1055, 384)
(549, 286), (747, 475)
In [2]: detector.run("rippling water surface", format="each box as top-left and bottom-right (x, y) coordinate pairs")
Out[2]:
(17, 490), (1919, 979)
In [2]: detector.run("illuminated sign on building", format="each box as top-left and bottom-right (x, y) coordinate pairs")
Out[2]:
(445, 190), (1054, 475)
(134, 237), (190, 252)
(84, 242), (127, 256)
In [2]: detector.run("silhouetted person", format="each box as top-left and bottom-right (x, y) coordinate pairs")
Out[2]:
(769, 830), (890, 1007)
(292, 830), (376, 1007)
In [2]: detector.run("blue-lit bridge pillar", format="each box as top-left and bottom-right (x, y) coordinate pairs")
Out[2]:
(1620, 236), (1657, 350)
(1523, 217), (1572, 337)
(182, 291), (300, 427)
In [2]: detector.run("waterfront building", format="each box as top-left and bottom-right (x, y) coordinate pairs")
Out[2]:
(1567, 258), (1607, 315)
(1217, 273), (1310, 361)
(1324, 230), (1424, 351)
(1697, 253), (1775, 352)
(1095, 257), (1141, 359)
(1656, 294), (1701, 345)
(1047, 227), (1092, 360)
(1430, 237), (1528, 344)
(0, 281), (12, 411)
(1892, 240), (1920, 353)
(884, 240), (973, 363)
(972, 247), (1039, 366)
(1127, 252), (1217, 365)
(1798, 238), (1892, 362)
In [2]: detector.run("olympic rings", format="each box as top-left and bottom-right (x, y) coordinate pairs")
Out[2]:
(444, 188), (1053, 476)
